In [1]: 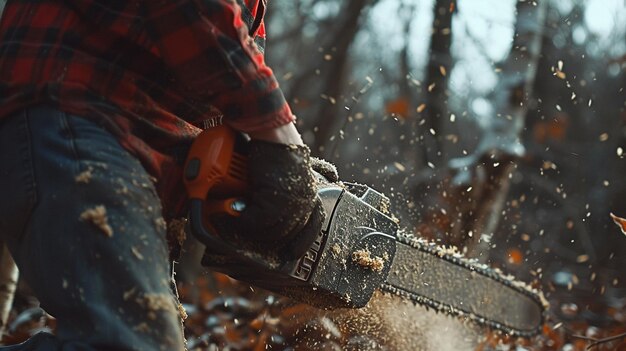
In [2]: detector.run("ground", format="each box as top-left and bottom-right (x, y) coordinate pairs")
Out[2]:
(2, 267), (625, 350)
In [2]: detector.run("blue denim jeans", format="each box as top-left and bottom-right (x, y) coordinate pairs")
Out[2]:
(0, 106), (185, 350)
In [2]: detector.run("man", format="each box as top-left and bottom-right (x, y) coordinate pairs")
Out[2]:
(0, 0), (326, 350)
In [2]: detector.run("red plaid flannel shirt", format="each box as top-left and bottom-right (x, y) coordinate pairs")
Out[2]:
(0, 0), (293, 216)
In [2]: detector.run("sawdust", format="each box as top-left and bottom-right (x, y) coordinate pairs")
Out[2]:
(331, 243), (342, 257)
(155, 217), (167, 232)
(133, 322), (150, 333)
(327, 291), (479, 351)
(379, 197), (391, 216)
(123, 287), (137, 301)
(136, 293), (178, 320)
(352, 249), (385, 272)
(74, 166), (93, 183)
(167, 218), (187, 246)
(241, 250), (280, 269)
(116, 185), (129, 195)
(143, 294), (176, 312)
(177, 302), (188, 321)
(79, 205), (113, 237)
(131, 246), (144, 260)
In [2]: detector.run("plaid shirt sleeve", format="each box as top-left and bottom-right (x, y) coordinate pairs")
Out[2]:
(144, 0), (294, 132)
(63, 0), (293, 133)
(0, 0), (292, 216)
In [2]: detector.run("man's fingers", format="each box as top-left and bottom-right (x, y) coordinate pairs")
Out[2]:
(311, 157), (339, 183)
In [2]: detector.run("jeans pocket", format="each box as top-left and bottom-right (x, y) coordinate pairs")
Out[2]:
(0, 110), (37, 247)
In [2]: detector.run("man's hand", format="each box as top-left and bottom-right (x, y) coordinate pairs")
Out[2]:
(217, 123), (326, 259)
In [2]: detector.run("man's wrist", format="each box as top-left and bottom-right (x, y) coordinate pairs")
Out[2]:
(247, 122), (304, 146)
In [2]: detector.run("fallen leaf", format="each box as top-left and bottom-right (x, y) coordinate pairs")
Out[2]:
(385, 97), (410, 118)
(610, 213), (626, 236)
(555, 70), (566, 79)
(506, 248), (523, 265)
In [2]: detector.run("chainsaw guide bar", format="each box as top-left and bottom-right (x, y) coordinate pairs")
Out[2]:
(382, 234), (546, 337)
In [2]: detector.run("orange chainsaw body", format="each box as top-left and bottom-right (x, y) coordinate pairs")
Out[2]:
(183, 125), (248, 217)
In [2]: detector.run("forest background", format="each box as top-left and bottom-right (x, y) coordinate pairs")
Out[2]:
(261, 0), (626, 349)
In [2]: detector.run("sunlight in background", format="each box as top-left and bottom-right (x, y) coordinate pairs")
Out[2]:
(585, 0), (620, 37)
(368, 0), (433, 59)
(326, 0), (626, 157)
(450, 0), (516, 99)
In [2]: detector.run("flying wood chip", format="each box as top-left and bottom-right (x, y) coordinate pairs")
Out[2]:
(609, 213), (626, 236)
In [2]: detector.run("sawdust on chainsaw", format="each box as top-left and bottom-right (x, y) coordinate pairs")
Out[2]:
(379, 197), (391, 216)
(241, 250), (280, 269)
(352, 249), (385, 272)
(398, 231), (550, 310)
(79, 205), (113, 237)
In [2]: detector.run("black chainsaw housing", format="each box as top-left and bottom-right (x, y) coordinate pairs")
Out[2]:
(194, 183), (399, 309)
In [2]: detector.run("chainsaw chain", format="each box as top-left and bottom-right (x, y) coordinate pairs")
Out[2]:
(379, 234), (547, 337)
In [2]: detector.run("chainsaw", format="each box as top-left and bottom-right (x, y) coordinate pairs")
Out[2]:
(183, 125), (547, 337)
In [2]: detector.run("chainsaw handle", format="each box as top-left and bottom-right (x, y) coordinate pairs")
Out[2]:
(188, 199), (240, 254)
(183, 125), (251, 257)
(183, 125), (249, 213)
(189, 199), (274, 269)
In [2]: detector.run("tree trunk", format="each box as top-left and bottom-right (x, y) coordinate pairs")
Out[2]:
(423, 0), (455, 166)
(467, 0), (548, 164)
(0, 242), (18, 337)
(310, 0), (377, 157)
(446, 0), (548, 260)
